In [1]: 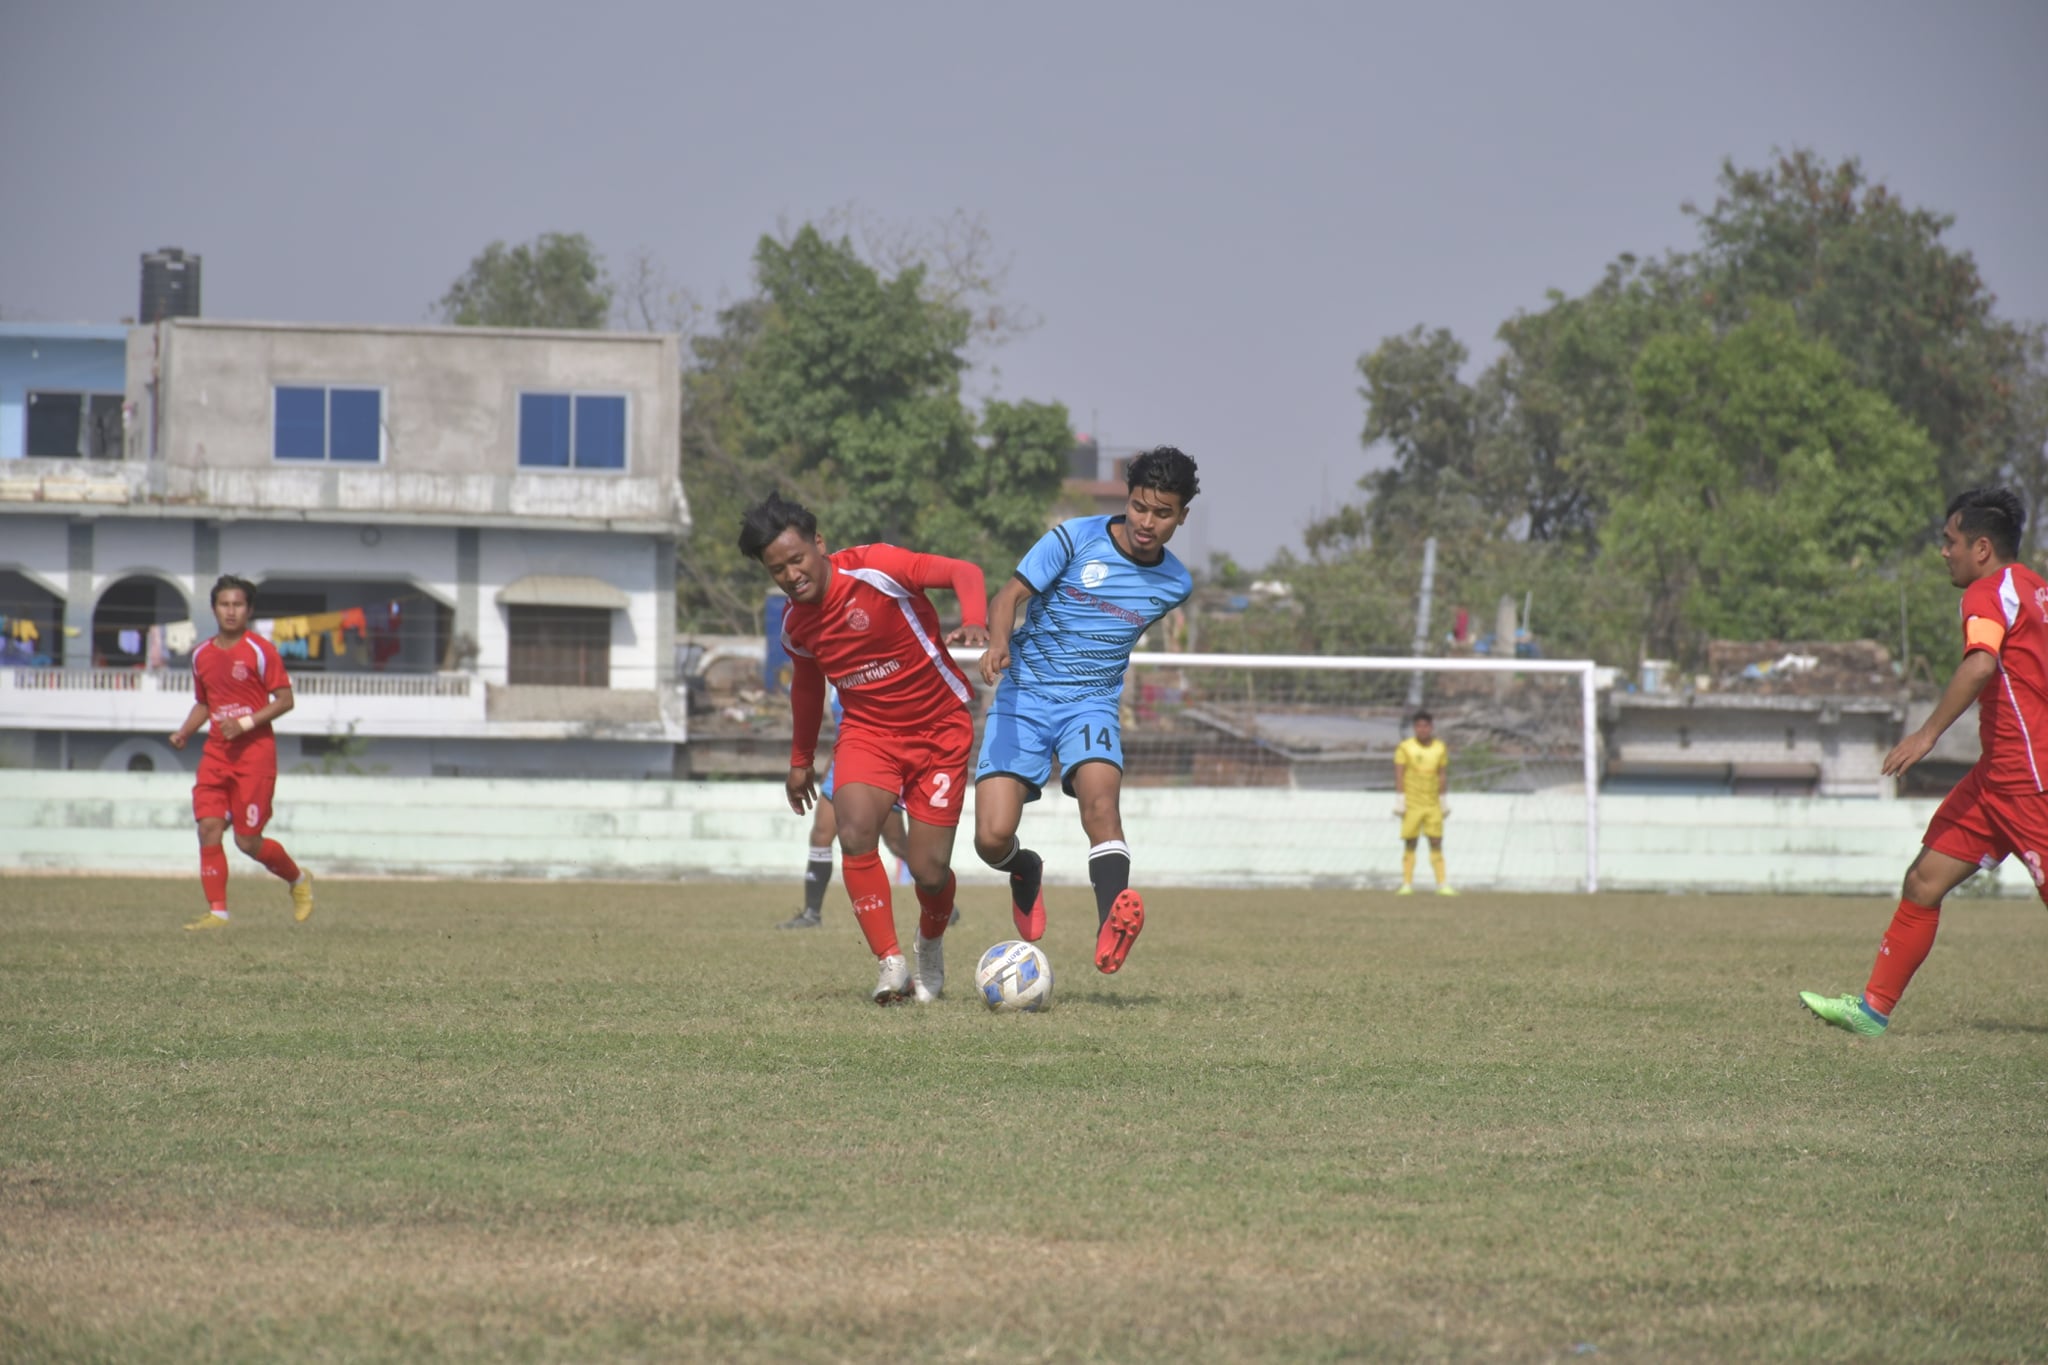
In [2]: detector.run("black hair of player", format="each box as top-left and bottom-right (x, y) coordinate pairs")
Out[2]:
(211, 574), (258, 609)
(1412, 710), (1434, 725)
(1127, 446), (1200, 505)
(738, 493), (819, 561)
(1946, 487), (2026, 561)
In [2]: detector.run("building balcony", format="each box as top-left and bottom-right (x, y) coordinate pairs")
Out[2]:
(0, 459), (686, 534)
(0, 668), (685, 742)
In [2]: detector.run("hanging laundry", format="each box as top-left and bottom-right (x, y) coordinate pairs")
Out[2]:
(371, 600), (405, 666)
(255, 618), (276, 639)
(9, 617), (41, 644)
(164, 620), (197, 654)
(117, 628), (142, 655)
(146, 625), (165, 668)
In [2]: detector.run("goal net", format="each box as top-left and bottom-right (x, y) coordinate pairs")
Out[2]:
(1112, 652), (1602, 892)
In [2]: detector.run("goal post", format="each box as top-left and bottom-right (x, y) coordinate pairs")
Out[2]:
(1114, 652), (1604, 893)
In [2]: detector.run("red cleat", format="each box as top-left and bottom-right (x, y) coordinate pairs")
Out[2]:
(1094, 890), (1145, 974)
(1012, 886), (1046, 942)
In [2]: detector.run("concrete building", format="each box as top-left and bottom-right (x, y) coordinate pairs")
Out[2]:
(0, 318), (689, 779)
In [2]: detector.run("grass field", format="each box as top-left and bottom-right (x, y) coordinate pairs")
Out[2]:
(3, 876), (2045, 1363)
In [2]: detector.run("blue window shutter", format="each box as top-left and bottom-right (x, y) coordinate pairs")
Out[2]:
(275, 386), (326, 459)
(520, 393), (572, 467)
(574, 395), (626, 470)
(329, 389), (382, 462)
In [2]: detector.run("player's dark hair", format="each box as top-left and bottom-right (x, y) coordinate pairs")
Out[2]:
(210, 574), (257, 608)
(1412, 710), (1434, 725)
(1947, 487), (2025, 560)
(737, 493), (819, 561)
(1127, 446), (1200, 505)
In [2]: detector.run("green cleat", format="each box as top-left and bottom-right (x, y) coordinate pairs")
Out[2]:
(1800, 990), (1888, 1036)
(1395, 884), (1415, 897)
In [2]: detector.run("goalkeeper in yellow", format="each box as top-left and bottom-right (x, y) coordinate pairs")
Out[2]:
(1393, 711), (1455, 896)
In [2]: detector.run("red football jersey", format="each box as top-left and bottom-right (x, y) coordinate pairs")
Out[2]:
(781, 544), (985, 768)
(192, 631), (292, 761)
(1960, 562), (2048, 793)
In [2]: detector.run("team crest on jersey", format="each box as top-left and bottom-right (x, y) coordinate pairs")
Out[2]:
(2034, 585), (2048, 623)
(231, 662), (251, 682)
(846, 607), (872, 632)
(1081, 561), (1109, 588)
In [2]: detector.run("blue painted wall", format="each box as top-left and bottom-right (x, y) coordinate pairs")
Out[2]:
(0, 324), (129, 461)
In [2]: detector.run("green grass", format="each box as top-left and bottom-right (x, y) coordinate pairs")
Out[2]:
(3, 876), (2046, 1363)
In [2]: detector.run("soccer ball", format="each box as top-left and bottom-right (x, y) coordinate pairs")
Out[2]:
(974, 940), (1054, 1013)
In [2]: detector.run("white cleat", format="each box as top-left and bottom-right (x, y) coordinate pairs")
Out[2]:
(873, 953), (911, 1005)
(912, 933), (945, 1003)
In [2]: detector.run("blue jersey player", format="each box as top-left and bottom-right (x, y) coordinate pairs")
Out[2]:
(973, 446), (1199, 974)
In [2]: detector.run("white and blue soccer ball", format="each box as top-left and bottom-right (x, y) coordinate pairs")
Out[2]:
(974, 940), (1054, 1013)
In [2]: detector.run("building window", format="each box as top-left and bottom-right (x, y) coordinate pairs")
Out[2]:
(518, 393), (627, 471)
(26, 392), (123, 458)
(274, 385), (382, 462)
(507, 605), (611, 686)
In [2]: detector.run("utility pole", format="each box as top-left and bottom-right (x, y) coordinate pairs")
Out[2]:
(1406, 536), (1437, 710)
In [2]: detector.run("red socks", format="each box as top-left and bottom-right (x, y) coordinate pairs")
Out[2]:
(915, 871), (956, 941)
(200, 839), (302, 912)
(200, 844), (229, 911)
(255, 839), (300, 884)
(1863, 898), (1941, 1017)
(841, 850), (899, 959)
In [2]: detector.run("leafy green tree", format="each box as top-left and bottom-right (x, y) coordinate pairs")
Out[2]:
(1605, 304), (1941, 659)
(1687, 150), (2047, 512)
(437, 232), (613, 329)
(676, 226), (1068, 631)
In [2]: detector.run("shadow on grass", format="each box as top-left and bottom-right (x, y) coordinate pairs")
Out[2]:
(1063, 991), (1164, 1009)
(1966, 1018), (2048, 1035)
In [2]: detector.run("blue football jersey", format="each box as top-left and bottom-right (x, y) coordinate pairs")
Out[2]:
(1005, 515), (1192, 699)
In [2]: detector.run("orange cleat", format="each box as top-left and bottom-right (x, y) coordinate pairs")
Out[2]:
(1094, 889), (1145, 974)
(1012, 886), (1046, 942)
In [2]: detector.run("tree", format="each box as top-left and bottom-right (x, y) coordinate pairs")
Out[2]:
(675, 225), (1069, 632)
(436, 232), (613, 329)
(1687, 151), (2048, 513)
(1604, 304), (1942, 659)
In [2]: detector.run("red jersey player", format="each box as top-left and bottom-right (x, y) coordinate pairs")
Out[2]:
(168, 574), (314, 931)
(1802, 487), (2047, 1035)
(740, 494), (989, 1004)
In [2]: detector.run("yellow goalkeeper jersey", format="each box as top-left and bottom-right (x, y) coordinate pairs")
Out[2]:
(1395, 737), (1448, 808)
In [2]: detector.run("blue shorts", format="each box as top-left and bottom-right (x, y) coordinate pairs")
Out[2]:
(975, 686), (1122, 802)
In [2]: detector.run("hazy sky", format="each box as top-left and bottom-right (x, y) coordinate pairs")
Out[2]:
(5, 0), (2044, 567)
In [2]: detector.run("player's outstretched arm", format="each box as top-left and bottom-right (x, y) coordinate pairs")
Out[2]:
(1884, 649), (1999, 776)
(980, 576), (1036, 687)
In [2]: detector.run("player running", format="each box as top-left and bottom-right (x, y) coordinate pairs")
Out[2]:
(741, 494), (988, 1004)
(1801, 487), (2045, 1035)
(169, 574), (315, 930)
(1394, 711), (1455, 896)
(972, 445), (1199, 974)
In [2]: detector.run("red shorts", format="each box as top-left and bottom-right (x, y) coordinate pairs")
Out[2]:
(1922, 765), (2048, 898)
(829, 711), (973, 828)
(193, 745), (278, 837)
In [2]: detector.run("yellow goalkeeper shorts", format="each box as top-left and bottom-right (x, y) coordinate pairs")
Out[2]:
(1401, 807), (1445, 840)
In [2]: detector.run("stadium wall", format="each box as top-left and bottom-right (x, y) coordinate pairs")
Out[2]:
(0, 771), (2022, 899)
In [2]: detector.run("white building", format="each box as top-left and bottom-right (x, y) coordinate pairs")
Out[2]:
(0, 318), (691, 779)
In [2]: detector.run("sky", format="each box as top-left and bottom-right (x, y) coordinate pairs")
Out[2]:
(5, 0), (2044, 569)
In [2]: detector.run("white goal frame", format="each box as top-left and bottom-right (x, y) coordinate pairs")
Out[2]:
(1120, 652), (1603, 893)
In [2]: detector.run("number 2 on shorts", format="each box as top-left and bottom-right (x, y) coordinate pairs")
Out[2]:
(929, 772), (952, 808)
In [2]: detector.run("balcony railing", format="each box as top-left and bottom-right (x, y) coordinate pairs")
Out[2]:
(0, 667), (683, 742)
